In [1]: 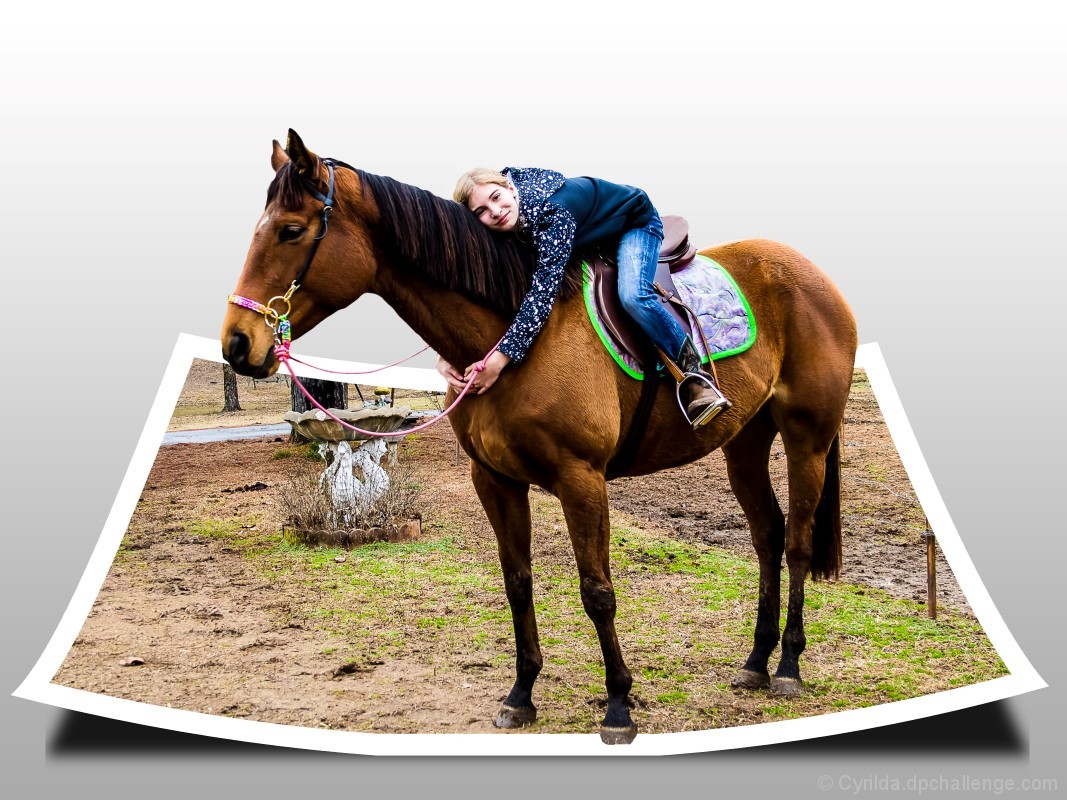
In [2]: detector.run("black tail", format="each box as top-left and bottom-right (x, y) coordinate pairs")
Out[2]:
(810, 433), (843, 580)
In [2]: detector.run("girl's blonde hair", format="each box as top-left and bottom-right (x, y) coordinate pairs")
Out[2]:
(454, 168), (509, 206)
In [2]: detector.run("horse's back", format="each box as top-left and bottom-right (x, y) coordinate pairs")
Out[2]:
(700, 238), (858, 422)
(699, 238), (857, 360)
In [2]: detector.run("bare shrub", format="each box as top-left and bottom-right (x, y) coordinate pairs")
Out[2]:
(277, 449), (423, 533)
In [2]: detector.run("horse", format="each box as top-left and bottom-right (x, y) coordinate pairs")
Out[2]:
(221, 131), (858, 743)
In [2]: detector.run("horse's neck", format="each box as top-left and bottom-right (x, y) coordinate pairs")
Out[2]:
(371, 266), (508, 367)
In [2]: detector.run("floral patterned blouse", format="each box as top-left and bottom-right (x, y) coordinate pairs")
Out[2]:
(497, 167), (657, 362)
(497, 168), (575, 362)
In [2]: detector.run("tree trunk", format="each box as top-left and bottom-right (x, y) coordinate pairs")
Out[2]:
(222, 365), (242, 412)
(290, 378), (349, 442)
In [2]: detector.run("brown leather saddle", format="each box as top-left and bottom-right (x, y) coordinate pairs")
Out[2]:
(583, 215), (699, 371)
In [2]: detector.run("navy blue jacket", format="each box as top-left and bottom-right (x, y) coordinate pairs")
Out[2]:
(497, 167), (660, 362)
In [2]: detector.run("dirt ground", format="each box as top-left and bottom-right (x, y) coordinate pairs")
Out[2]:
(52, 360), (984, 737)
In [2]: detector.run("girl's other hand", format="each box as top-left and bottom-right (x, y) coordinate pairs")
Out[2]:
(435, 355), (468, 393)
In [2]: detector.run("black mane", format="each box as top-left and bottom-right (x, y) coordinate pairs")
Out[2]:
(267, 161), (581, 315)
(356, 170), (538, 314)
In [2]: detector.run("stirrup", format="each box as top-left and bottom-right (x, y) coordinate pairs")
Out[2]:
(677, 373), (730, 429)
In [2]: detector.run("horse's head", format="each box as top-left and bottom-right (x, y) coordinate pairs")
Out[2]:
(222, 130), (376, 377)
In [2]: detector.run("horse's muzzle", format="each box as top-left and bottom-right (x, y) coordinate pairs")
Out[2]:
(224, 331), (276, 378)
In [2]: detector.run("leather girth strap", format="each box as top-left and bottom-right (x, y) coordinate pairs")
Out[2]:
(605, 340), (660, 480)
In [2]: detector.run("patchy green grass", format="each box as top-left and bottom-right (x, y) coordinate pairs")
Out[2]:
(189, 519), (245, 539)
(604, 525), (1007, 724)
(270, 443), (325, 462)
(249, 536), (511, 664)
(864, 463), (890, 482)
(182, 501), (1007, 733)
(188, 516), (271, 553)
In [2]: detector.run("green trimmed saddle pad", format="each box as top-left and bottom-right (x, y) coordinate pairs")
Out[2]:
(583, 254), (756, 379)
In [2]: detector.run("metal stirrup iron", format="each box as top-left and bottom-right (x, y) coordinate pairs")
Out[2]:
(654, 346), (730, 429)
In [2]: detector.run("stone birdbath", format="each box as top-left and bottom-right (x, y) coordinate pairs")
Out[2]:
(284, 405), (411, 446)
(282, 405), (420, 545)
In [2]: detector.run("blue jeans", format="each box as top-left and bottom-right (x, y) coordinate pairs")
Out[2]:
(616, 213), (687, 358)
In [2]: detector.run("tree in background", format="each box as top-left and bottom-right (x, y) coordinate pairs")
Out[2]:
(291, 378), (348, 413)
(222, 365), (242, 412)
(290, 378), (349, 442)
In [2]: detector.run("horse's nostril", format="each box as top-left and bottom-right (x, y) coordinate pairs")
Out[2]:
(228, 331), (250, 366)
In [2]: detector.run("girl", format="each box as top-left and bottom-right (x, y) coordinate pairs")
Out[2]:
(437, 167), (729, 428)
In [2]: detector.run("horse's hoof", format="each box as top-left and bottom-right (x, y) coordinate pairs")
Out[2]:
(770, 676), (804, 697)
(494, 703), (536, 729)
(600, 724), (638, 745)
(730, 669), (771, 690)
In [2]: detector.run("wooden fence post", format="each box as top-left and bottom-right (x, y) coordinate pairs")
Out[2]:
(925, 515), (937, 619)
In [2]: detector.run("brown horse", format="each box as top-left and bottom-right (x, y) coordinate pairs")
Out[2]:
(221, 131), (858, 743)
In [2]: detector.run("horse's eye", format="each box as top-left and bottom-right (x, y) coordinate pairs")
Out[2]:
(279, 225), (305, 242)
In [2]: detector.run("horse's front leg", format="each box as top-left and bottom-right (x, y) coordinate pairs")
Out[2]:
(556, 464), (636, 744)
(470, 462), (541, 728)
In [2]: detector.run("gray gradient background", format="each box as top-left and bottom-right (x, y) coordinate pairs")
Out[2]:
(2, 1), (1064, 796)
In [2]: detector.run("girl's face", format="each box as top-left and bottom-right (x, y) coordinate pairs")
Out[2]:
(467, 181), (519, 232)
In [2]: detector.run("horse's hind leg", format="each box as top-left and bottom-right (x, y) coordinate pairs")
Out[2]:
(471, 463), (542, 728)
(555, 463), (636, 744)
(770, 408), (840, 696)
(722, 404), (785, 690)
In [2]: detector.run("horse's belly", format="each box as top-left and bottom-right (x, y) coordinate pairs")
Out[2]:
(454, 384), (619, 486)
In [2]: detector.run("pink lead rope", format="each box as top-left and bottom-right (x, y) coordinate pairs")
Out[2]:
(286, 346), (431, 375)
(229, 290), (497, 439)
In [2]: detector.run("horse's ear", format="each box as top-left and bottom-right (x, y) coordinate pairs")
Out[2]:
(271, 139), (289, 173)
(285, 129), (320, 177)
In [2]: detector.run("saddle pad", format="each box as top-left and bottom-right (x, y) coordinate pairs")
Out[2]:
(583, 254), (756, 379)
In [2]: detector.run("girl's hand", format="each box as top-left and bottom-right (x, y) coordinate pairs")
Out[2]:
(463, 350), (511, 394)
(435, 355), (467, 392)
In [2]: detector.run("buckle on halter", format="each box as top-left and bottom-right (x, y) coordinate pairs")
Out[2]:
(315, 205), (332, 240)
(265, 293), (292, 327)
